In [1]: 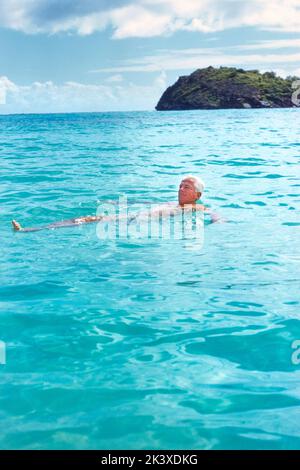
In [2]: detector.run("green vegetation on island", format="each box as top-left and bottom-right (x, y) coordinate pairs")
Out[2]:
(156, 66), (299, 110)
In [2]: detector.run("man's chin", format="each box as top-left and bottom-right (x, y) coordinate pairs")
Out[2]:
(179, 200), (189, 206)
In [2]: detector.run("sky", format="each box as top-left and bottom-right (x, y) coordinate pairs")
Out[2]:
(0, 0), (300, 113)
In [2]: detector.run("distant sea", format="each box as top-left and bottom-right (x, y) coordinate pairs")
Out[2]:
(1, 109), (300, 449)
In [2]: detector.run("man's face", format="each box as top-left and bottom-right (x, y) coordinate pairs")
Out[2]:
(178, 178), (200, 205)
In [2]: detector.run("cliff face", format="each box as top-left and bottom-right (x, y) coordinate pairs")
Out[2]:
(156, 66), (299, 111)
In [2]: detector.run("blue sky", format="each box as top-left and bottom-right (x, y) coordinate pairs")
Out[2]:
(0, 0), (300, 113)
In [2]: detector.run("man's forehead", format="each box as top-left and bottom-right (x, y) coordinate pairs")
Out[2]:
(181, 178), (195, 185)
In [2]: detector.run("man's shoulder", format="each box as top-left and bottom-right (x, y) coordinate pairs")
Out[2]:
(195, 204), (206, 211)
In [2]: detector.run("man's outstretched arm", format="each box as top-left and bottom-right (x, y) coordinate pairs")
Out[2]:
(195, 206), (226, 224)
(11, 215), (104, 232)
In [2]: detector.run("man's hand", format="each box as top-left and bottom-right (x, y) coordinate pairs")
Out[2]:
(12, 220), (22, 231)
(74, 215), (103, 224)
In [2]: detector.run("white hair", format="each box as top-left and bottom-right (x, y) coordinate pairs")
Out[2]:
(181, 175), (205, 194)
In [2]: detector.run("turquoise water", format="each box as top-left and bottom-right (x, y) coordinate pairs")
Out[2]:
(1, 109), (300, 450)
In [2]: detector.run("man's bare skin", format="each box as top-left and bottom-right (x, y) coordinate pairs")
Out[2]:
(12, 176), (220, 232)
(12, 215), (103, 232)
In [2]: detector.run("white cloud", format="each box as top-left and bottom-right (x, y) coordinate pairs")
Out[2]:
(106, 74), (124, 83)
(233, 38), (300, 51)
(154, 70), (167, 89)
(0, 75), (18, 104)
(110, 5), (172, 39)
(1, 0), (300, 37)
(0, 75), (18, 91)
(90, 48), (300, 74)
(0, 72), (168, 113)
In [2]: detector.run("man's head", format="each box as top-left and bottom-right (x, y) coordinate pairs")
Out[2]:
(178, 175), (205, 205)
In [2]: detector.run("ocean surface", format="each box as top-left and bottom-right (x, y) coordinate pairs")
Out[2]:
(1, 109), (300, 450)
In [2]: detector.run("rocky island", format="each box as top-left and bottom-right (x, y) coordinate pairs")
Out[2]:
(156, 66), (299, 110)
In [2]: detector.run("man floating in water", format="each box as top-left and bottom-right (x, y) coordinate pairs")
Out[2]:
(12, 175), (222, 232)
